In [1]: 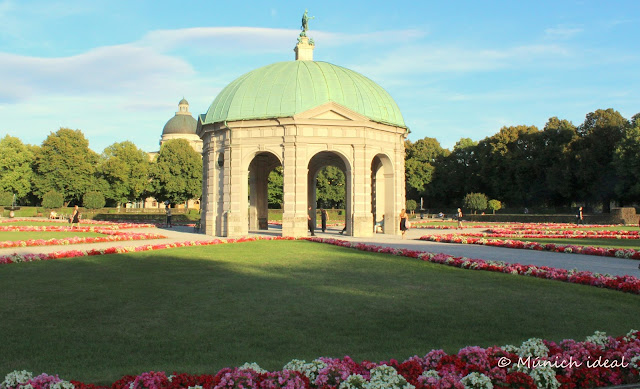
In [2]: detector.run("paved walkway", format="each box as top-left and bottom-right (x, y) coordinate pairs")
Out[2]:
(1, 221), (639, 277)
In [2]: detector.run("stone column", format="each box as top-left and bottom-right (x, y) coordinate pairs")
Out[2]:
(201, 133), (217, 236)
(249, 168), (258, 230)
(351, 145), (373, 237)
(223, 142), (248, 236)
(282, 135), (308, 237)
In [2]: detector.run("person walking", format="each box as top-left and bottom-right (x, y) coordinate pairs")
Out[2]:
(320, 208), (328, 233)
(70, 205), (80, 229)
(457, 208), (463, 229)
(399, 208), (408, 239)
(166, 204), (172, 228)
(307, 206), (315, 236)
(577, 206), (584, 225)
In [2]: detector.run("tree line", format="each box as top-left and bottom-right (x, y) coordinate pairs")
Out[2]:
(0, 128), (202, 209)
(406, 108), (640, 212)
(3, 107), (637, 213)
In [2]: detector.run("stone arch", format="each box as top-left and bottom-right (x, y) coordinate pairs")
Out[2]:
(247, 151), (282, 231)
(307, 151), (352, 234)
(371, 153), (397, 234)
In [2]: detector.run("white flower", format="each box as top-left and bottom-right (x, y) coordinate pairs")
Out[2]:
(187, 386), (203, 389)
(238, 362), (266, 373)
(420, 370), (440, 379)
(338, 374), (367, 389)
(585, 330), (609, 348)
(364, 365), (415, 389)
(51, 381), (74, 389)
(461, 372), (493, 389)
(1, 370), (33, 389)
(624, 329), (639, 342)
(528, 365), (561, 389)
(518, 337), (549, 357)
(629, 355), (640, 371)
(283, 359), (327, 382)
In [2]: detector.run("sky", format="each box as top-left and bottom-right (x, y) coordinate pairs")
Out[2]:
(1, 0), (638, 153)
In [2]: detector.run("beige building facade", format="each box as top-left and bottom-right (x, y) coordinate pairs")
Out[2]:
(197, 30), (408, 238)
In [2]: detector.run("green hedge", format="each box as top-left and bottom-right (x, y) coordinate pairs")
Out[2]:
(93, 213), (192, 223)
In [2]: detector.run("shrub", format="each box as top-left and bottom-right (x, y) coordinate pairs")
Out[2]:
(0, 191), (13, 206)
(487, 199), (502, 214)
(406, 199), (417, 212)
(83, 191), (106, 209)
(42, 190), (64, 209)
(463, 192), (488, 214)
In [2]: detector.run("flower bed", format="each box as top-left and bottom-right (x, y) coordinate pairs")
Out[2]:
(310, 237), (640, 294)
(3, 330), (638, 388)
(410, 221), (621, 230)
(420, 234), (640, 260)
(0, 236), (295, 265)
(0, 230), (167, 249)
(0, 219), (157, 229)
(477, 228), (639, 239)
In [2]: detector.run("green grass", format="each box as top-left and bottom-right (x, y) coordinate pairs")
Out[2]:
(1, 240), (639, 384)
(0, 231), (107, 241)
(1, 221), (93, 226)
(510, 237), (640, 249)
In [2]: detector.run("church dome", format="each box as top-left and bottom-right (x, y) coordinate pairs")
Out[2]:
(201, 61), (406, 128)
(162, 99), (197, 135)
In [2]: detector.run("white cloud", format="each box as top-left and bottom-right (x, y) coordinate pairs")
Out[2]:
(137, 26), (426, 54)
(0, 44), (195, 103)
(350, 44), (571, 79)
(544, 25), (583, 40)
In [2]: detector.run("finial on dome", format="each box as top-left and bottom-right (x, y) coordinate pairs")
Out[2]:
(295, 10), (315, 61)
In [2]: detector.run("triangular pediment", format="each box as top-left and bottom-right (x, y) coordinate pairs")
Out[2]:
(295, 102), (372, 123)
(312, 110), (352, 120)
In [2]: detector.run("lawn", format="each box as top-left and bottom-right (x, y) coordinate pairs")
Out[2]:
(1, 240), (639, 384)
(0, 221), (82, 226)
(0, 231), (107, 241)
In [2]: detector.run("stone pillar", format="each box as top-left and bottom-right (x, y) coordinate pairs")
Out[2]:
(282, 136), (308, 237)
(256, 162), (269, 230)
(201, 133), (220, 236)
(351, 146), (373, 237)
(223, 143), (248, 236)
(249, 168), (258, 230)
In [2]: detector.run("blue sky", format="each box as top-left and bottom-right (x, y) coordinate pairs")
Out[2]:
(1, 0), (638, 153)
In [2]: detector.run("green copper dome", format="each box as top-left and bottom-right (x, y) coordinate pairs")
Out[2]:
(202, 61), (406, 128)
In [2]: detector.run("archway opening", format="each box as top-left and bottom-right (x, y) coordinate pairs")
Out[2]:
(248, 152), (282, 232)
(371, 154), (396, 235)
(308, 151), (351, 235)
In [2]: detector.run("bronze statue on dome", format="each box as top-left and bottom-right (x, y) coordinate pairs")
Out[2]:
(301, 9), (314, 36)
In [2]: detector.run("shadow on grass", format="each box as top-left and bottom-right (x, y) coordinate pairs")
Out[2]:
(1, 240), (639, 384)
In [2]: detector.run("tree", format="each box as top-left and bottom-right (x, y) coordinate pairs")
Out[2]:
(32, 128), (99, 205)
(83, 191), (106, 209)
(573, 109), (629, 211)
(42, 190), (64, 209)
(316, 166), (345, 208)
(267, 166), (284, 208)
(0, 135), (34, 203)
(613, 118), (640, 203)
(475, 125), (539, 207)
(406, 199), (417, 213)
(405, 137), (449, 202)
(533, 117), (578, 207)
(99, 141), (151, 205)
(463, 192), (488, 214)
(487, 199), (502, 214)
(430, 138), (478, 206)
(149, 139), (202, 204)
(0, 192), (13, 206)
